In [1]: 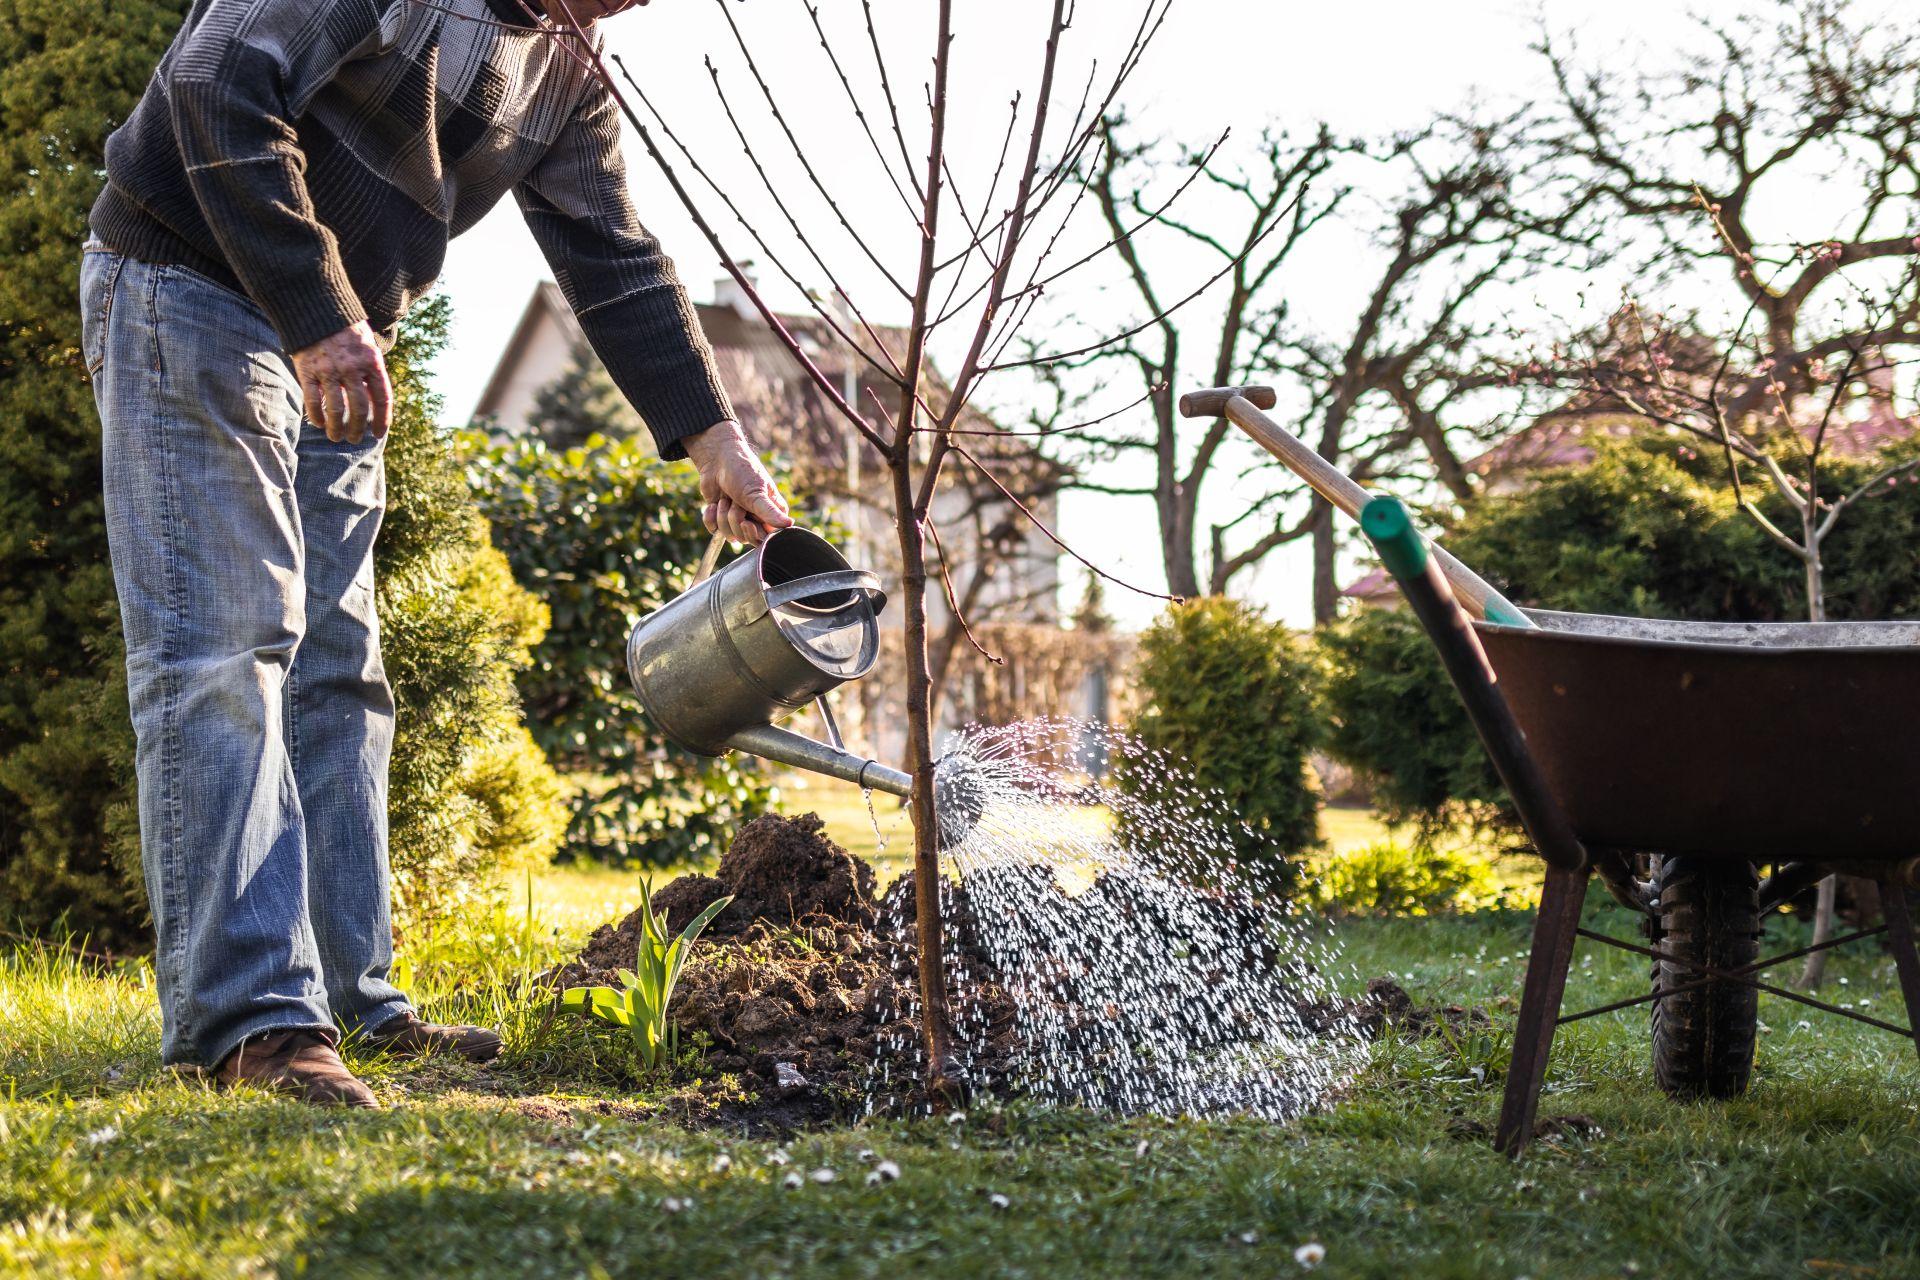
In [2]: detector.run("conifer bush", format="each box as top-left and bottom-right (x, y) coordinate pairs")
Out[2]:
(0, 0), (565, 938)
(379, 300), (569, 923)
(1117, 597), (1321, 893)
(0, 0), (190, 947)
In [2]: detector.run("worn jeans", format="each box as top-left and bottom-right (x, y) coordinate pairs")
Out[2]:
(81, 247), (412, 1069)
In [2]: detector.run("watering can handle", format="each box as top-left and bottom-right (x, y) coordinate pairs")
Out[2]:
(694, 531), (727, 584)
(763, 570), (887, 612)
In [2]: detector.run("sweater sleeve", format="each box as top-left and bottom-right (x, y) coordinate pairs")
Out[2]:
(515, 73), (733, 461)
(164, 0), (398, 353)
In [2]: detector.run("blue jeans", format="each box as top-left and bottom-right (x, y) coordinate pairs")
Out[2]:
(81, 248), (412, 1069)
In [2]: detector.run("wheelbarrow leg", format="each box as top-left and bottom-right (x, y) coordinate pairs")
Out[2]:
(1879, 879), (1920, 1066)
(1495, 864), (1587, 1157)
(1358, 498), (1592, 1158)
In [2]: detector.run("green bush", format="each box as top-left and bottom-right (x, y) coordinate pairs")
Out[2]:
(379, 300), (569, 922)
(463, 431), (775, 865)
(0, 0), (190, 947)
(1445, 435), (1795, 621)
(1314, 608), (1505, 829)
(1117, 597), (1320, 892)
(0, 0), (565, 939)
(1309, 839), (1499, 918)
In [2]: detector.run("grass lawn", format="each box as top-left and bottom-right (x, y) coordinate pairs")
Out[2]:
(5, 836), (1919, 1278)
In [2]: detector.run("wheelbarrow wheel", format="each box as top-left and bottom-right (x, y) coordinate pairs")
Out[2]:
(1650, 855), (1760, 1100)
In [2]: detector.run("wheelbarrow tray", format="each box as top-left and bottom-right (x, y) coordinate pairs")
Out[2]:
(1476, 610), (1920, 862)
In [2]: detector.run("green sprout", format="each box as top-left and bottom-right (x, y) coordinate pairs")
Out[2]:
(560, 878), (732, 1069)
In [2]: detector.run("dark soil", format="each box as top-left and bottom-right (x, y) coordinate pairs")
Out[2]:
(547, 813), (1018, 1133)
(547, 814), (1484, 1135)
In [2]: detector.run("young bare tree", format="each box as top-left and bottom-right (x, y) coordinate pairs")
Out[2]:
(518, 0), (1220, 1092)
(720, 317), (1066, 728)
(1540, 0), (1920, 987)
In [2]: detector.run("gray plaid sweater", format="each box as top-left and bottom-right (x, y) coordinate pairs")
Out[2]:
(91, 0), (732, 457)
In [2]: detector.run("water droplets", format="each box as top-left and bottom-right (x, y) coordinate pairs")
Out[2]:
(873, 718), (1363, 1123)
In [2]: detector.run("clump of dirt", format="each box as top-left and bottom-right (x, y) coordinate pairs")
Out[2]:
(1343, 977), (1495, 1039)
(547, 813), (1017, 1133)
(1294, 977), (1492, 1041)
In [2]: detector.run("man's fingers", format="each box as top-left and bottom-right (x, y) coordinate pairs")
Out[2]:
(717, 498), (746, 542)
(342, 379), (373, 444)
(730, 504), (771, 545)
(737, 480), (792, 530)
(702, 501), (721, 534)
(366, 362), (394, 439)
(713, 498), (749, 544)
(301, 375), (328, 434)
(321, 380), (349, 441)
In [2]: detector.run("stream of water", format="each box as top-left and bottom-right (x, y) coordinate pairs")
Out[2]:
(870, 718), (1363, 1121)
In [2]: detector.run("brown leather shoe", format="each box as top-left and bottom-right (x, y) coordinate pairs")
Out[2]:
(216, 1029), (379, 1109)
(360, 1011), (504, 1063)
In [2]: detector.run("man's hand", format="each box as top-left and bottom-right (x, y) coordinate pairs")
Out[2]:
(290, 321), (393, 444)
(682, 420), (793, 544)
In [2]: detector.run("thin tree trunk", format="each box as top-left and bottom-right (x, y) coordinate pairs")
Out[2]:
(1799, 539), (1838, 989)
(1310, 497), (1338, 624)
(1155, 379), (1201, 598)
(891, 459), (959, 1095)
(1800, 876), (1839, 989)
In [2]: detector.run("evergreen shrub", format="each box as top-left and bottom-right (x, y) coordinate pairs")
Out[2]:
(0, 0), (566, 936)
(1117, 597), (1321, 893)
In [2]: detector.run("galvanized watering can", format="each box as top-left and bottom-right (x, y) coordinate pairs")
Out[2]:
(626, 527), (916, 798)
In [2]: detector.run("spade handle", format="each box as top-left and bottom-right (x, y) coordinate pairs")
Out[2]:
(1180, 386), (1532, 627)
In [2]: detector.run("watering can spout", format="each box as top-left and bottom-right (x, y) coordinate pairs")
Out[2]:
(725, 722), (914, 799)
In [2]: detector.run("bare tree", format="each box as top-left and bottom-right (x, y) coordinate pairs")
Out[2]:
(1033, 119), (1344, 599)
(518, 0), (1227, 1092)
(1042, 112), (1594, 614)
(1540, 0), (1920, 421)
(1280, 114), (1602, 622)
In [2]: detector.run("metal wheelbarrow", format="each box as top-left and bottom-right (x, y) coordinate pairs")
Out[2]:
(1183, 385), (1920, 1156)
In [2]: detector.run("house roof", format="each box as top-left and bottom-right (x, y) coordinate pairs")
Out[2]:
(1340, 567), (1397, 601)
(1467, 408), (1911, 482)
(473, 281), (582, 423)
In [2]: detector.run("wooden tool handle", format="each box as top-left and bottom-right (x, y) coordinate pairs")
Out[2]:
(1182, 387), (1532, 627)
(1177, 384), (1278, 417)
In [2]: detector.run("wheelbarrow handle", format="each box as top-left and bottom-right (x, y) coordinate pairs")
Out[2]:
(1180, 386), (1532, 627)
(1361, 497), (1585, 875)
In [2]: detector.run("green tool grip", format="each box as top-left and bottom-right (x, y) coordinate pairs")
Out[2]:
(1360, 496), (1429, 580)
(1479, 595), (1532, 628)
(1360, 496), (1532, 627)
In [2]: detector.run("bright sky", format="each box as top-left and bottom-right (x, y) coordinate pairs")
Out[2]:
(430, 0), (1885, 628)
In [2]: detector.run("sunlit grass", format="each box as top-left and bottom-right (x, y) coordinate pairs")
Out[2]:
(4, 878), (1919, 1277)
(3, 803), (1910, 1278)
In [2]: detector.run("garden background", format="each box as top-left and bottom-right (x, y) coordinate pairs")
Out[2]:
(4, 0), (1920, 1276)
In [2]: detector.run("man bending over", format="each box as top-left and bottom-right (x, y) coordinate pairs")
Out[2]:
(81, 0), (787, 1107)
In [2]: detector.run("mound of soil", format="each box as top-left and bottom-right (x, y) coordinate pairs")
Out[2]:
(547, 814), (1488, 1133)
(547, 814), (1017, 1131)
